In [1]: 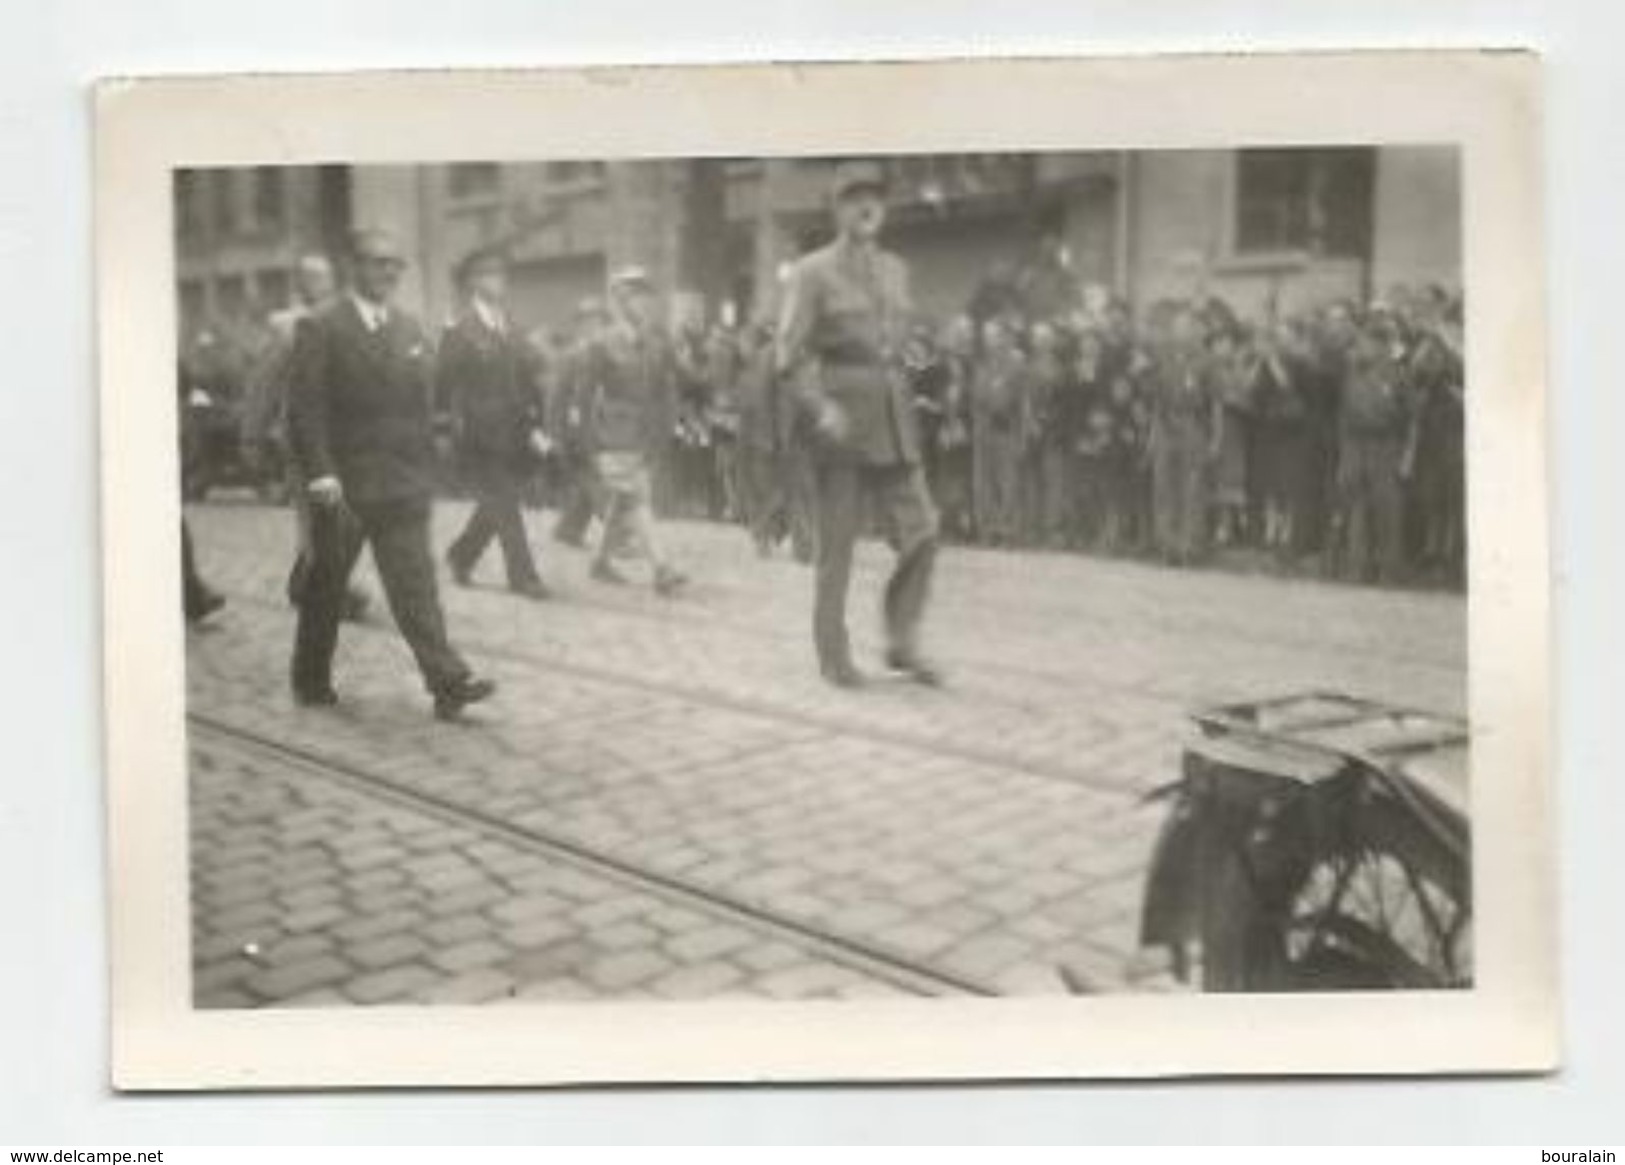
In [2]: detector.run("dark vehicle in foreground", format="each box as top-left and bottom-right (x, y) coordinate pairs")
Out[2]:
(1139, 691), (1471, 992)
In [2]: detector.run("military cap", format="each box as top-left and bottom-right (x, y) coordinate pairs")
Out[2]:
(830, 158), (888, 201)
(454, 241), (510, 285)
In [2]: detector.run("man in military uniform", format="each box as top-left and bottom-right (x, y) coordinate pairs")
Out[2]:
(286, 228), (495, 720)
(1336, 316), (1414, 585)
(776, 160), (942, 688)
(437, 244), (553, 599)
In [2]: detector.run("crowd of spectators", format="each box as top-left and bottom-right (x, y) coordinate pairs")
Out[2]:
(178, 240), (1466, 591)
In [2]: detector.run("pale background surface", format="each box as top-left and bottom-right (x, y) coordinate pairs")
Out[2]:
(0, 0), (1616, 1143)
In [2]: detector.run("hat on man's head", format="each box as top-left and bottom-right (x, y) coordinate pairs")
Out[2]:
(455, 241), (510, 285)
(830, 158), (888, 202)
(348, 227), (407, 266)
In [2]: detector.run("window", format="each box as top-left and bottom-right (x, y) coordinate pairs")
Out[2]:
(545, 160), (605, 185)
(252, 167), (286, 232)
(257, 268), (291, 313)
(210, 172), (240, 237)
(448, 162), (502, 199)
(175, 171), (205, 238)
(1233, 148), (1375, 259)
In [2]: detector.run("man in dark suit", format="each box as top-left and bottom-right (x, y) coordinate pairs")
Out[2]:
(437, 245), (552, 599)
(286, 228), (494, 721)
(775, 160), (942, 688)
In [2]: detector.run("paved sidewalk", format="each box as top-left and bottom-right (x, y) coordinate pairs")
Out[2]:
(191, 728), (914, 1005)
(184, 499), (1467, 1004)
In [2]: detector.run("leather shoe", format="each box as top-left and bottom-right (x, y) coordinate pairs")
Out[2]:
(446, 554), (473, 587)
(885, 647), (945, 687)
(653, 565), (688, 597)
(591, 559), (629, 586)
(820, 660), (867, 689)
(434, 675), (496, 721)
(293, 686), (339, 708)
(511, 578), (553, 601)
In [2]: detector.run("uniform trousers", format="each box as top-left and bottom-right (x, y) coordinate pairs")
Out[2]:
(1151, 421), (1211, 562)
(595, 450), (670, 570)
(811, 456), (938, 671)
(292, 497), (470, 697)
(973, 428), (1022, 544)
(1337, 432), (1406, 584)
(740, 441), (816, 560)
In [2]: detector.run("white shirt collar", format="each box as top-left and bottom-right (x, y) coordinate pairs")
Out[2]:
(471, 297), (505, 334)
(350, 292), (388, 332)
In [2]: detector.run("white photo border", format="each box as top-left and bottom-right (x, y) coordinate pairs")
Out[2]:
(96, 51), (1555, 1089)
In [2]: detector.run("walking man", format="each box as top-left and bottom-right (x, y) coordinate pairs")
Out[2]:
(286, 228), (495, 720)
(550, 297), (610, 550)
(438, 244), (553, 599)
(578, 266), (688, 596)
(776, 159), (942, 689)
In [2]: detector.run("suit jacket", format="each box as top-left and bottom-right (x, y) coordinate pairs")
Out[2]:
(775, 238), (921, 466)
(287, 297), (439, 504)
(435, 309), (546, 472)
(579, 321), (674, 455)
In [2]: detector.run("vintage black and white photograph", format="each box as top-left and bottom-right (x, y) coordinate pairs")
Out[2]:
(97, 55), (1553, 1086)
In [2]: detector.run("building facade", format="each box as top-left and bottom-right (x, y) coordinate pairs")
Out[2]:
(1122, 145), (1462, 317)
(174, 146), (1460, 338)
(173, 165), (351, 334)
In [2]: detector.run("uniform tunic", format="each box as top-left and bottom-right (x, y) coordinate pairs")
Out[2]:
(1147, 345), (1219, 562)
(777, 237), (939, 672)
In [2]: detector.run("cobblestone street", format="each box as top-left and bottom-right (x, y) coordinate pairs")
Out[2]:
(183, 497), (1467, 1007)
